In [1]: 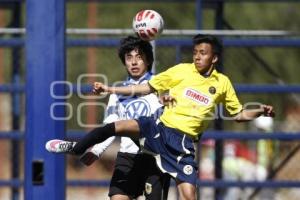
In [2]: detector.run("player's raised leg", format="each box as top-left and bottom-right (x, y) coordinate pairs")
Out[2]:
(45, 119), (140, 155)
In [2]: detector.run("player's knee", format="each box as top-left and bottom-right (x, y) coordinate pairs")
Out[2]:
(177, 182), (196, 200)
(180, 190), (196, 200)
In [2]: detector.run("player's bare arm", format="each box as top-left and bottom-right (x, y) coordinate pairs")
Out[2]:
(234, 104), (275, 122)
(93, 82), (154, 96)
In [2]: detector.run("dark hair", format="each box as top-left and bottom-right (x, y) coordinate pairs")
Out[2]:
(118, 36), (154, 71)
(192, 34), (223, 58)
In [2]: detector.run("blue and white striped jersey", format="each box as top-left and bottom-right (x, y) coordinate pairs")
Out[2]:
(101, 72), (162, 154)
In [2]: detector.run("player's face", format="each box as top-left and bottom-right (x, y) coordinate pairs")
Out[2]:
(124, 49), (148, 80)
(193, 43), (218, 75)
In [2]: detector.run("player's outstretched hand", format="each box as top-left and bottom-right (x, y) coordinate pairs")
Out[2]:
(159, 95), (177, 108)
(93, 82), (108, 95)
(261, 104), (275, 117)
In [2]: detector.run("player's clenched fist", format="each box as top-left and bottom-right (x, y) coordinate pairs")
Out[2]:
(261, 104), (275, 117)
(159, 95), (177, 108)
(93, 82), (108, 95)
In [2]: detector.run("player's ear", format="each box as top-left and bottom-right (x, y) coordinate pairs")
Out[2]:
(212, 55), (218, 64)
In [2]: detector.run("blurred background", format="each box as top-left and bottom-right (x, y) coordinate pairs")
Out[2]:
(0, 0), (300, 199)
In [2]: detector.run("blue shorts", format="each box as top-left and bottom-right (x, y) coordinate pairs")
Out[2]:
(137, 116), (198, 185)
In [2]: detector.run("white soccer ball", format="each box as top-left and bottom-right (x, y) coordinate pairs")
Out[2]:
(132, 10), (164, 41)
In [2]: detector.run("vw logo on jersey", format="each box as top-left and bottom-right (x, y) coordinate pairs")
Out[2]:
(125, 99), (151, 119)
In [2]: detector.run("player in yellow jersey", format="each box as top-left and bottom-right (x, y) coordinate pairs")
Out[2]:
(46, 34), (274, 200)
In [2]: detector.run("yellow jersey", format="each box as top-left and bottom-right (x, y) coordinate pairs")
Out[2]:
(149, 63), (242, 137)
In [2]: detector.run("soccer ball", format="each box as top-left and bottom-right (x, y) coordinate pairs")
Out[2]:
(132, 10), (164, 41)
